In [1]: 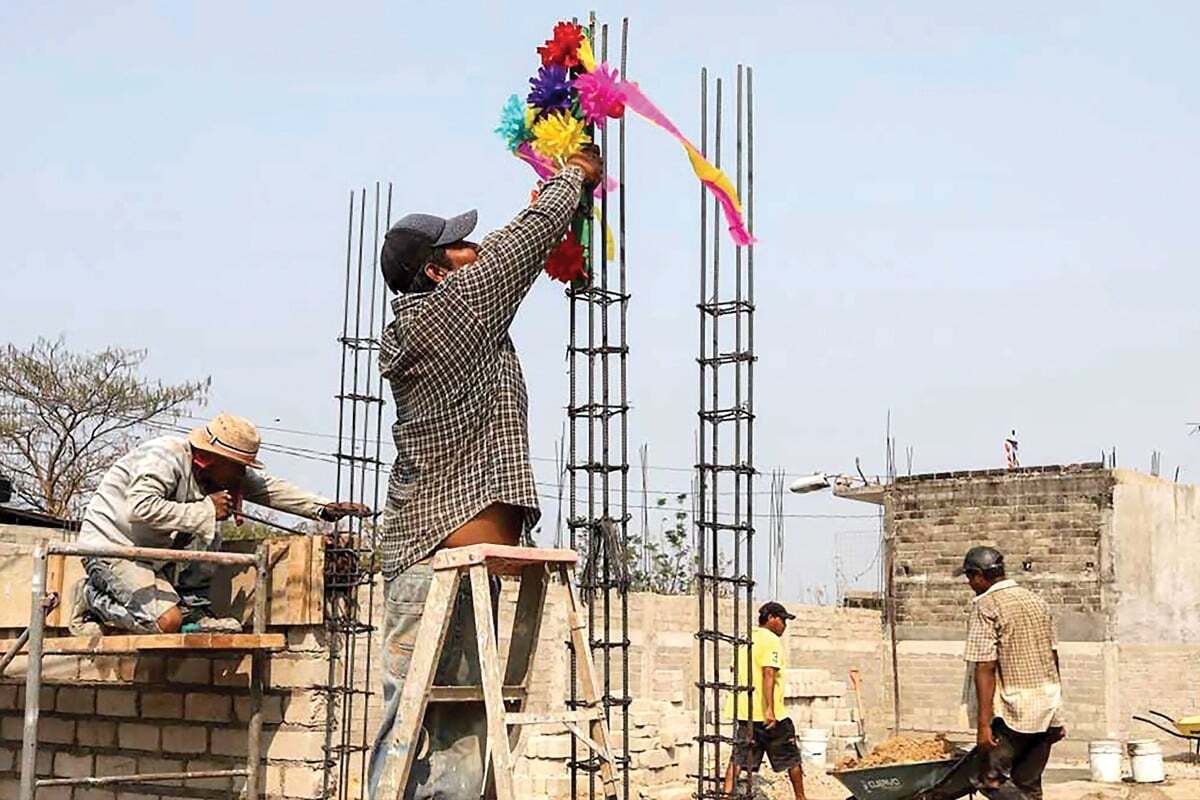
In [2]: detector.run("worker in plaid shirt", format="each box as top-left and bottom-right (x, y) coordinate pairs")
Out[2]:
(927, 546), (1066, 800)
(367, 145), (603, 799)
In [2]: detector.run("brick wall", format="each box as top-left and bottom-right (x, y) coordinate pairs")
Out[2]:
(0, 627), (333, 799)
(887, 464), (1113, 640)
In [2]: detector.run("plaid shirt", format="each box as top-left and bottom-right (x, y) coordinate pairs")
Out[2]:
(377, 166), (586, 576)
(964, 579), (1063, 733)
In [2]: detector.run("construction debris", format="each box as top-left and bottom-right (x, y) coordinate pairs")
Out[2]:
(835, 734), (954, 770)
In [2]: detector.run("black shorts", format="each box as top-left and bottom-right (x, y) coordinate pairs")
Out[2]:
(731, 718), (804, 773)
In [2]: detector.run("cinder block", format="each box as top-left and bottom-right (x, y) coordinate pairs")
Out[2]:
(269, 655), (329, 689)
(95, 754), (137, 777)
(77, 655), (123, 683)
(55, 686), (96, 715)
(211, 726), (249, 757)
(142, 691), (184, 719)
(184, 692), (233, 723)
(77, 720), (118, 748)
(235, 693), (284, 724)
(54, 751), (94, 777)
(0, 685), (16, 710)
(118, 722), (161, 751)
(39, 716), (76, 744)
(74, 790), (118, 800)
(134, 756), (186, 784)
(265, 729), (326, 762)
(166, 656), (212, 685)
(283, 762), (326, 799)
(213, 656), (252, 688)
(96, 688), (137, 717)
(282, 691), (327, 726)
(162, 724), (207, 754)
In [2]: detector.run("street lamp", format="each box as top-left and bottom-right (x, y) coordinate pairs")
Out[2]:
(788, 472), (831, 495)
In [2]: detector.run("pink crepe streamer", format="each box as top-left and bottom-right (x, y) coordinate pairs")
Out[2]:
(618, 80), (755, 246)
(515, 141), (618, 197)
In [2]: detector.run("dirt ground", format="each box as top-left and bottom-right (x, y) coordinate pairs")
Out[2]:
(756, 764), (1200, 800)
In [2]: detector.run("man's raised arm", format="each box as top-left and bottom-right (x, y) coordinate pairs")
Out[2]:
(454, 147), (602, 333)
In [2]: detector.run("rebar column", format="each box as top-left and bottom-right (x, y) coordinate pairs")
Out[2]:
(324, 183), (390, 799)
(567, 14), (632, 800)
(693, 64), (756, 800)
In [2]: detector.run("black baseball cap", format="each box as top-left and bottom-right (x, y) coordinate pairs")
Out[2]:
(954, 546), (1005, 576)
(380, 210), (478, 292)
(758, 601), (796, 624)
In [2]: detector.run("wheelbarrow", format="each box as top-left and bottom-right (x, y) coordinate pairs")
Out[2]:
(1133, 709), (1200, 761)
(831, 751), (977, 800)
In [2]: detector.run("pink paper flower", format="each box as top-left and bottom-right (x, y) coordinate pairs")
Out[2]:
(574, 64), (626, 124)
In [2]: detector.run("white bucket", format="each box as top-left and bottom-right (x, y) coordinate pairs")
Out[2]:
(1088, 740), (1123, 783)
(1127, 739), (1165, 783)
(798, 728), (829, 767)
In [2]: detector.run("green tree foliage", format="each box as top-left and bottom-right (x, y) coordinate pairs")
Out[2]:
(0, 338), (209, 518)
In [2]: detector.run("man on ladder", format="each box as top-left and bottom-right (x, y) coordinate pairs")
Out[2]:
(369, 145), (603, 799)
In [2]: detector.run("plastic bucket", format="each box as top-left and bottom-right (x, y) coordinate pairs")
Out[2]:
(798, 728), (829, 767)
(1127, 739), (1165, 783)
(1088, 740), (1122, 783)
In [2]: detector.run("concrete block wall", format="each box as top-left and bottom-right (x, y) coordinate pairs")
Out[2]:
(887, 464), (1112, 639)
(0, 626), (334, 799)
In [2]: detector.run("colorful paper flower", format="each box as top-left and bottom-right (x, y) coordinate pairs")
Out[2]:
(574, 63), (626, 124)
(537, 21), (585, 69)
(527, 64), (574, 113)
(495, 94), (535, 152)
(545, 230), (586, 282)
(531, 110), (590, 162)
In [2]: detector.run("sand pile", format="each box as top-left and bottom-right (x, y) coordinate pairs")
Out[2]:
(835, 735), (954, 770)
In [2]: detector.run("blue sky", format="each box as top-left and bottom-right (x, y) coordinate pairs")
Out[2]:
(4, 2), (1198, 601)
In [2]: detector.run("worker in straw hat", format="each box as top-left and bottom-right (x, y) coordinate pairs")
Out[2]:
(70, 412), (370, 636)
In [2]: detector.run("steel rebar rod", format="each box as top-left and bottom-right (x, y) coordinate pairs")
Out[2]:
(37, 769), (250, 788)
(695, 66), (709, 800)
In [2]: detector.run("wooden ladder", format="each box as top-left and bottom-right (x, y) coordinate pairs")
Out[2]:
(375, 544), (619, 800)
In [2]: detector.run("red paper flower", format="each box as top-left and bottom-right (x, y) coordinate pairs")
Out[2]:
(537, 21), (585, 69)
(545, 230), (586, 282)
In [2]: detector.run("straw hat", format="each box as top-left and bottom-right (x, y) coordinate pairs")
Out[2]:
(187, 413), (264, 469)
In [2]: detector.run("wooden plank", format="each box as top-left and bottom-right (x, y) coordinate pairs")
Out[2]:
(215, 536), (322, 626)
(3, 633), (286, 655)
(470, 564), (515, 799)
(377, 568), (458, 800)
(427, 686), (527, 703)
(430, 544), (578, 573)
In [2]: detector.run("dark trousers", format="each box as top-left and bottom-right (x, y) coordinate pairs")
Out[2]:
(924, 719), (1059, 800)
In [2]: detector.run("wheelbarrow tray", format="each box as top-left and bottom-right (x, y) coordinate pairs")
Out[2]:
(1175, 715), (1200, 736)
(831, 757), (960, 800)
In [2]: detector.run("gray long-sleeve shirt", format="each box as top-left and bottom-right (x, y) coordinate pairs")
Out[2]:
(79, 435), (331, 550)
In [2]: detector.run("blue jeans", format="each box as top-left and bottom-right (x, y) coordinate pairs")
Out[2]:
(368, 563), (496, 799)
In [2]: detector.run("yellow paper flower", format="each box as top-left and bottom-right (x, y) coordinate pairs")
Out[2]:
(531, 111), (590, 162)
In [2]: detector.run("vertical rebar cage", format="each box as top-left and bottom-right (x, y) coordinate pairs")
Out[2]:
(694, 65), (756, 800)
(567, 13), (633, 800)
(325, 184), (391, 799)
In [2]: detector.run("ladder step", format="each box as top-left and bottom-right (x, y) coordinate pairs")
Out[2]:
(428, 686), (528, 703)
(506, 709), (602, 726)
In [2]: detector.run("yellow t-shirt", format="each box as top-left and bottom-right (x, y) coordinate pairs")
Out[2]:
(724, 627), (786, 722)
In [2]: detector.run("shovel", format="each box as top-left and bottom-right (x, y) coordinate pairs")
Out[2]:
(849, 668), (868, 758)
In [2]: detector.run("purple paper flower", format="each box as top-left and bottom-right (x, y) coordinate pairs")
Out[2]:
(527, 65), (573, 113)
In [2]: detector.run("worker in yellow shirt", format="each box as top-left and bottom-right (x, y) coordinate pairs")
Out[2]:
(724, 601), (807, 799)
